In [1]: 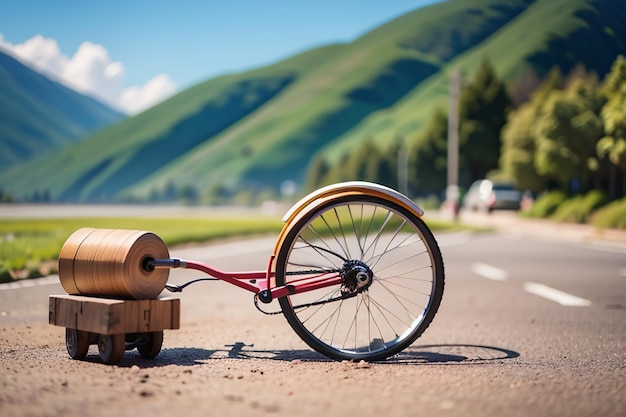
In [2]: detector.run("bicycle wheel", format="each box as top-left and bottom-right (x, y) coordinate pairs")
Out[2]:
(275, 194), (444, 361)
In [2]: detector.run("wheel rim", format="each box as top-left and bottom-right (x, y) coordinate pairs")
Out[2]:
(66, 328), (89, 359)
(66, 328), (78, 354)
(137, 331), (163, 359)
(278, 199), (443, 359)
(98, 334), (124, 364)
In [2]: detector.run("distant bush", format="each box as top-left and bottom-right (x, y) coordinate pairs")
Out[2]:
(415, 195), (441, 210)
(0, 262), (13, 284)
(0, 189), (14, 203)
(551, 191), (609, 224)
(591, 197), (626, 229)
(523, 190), (567, 218)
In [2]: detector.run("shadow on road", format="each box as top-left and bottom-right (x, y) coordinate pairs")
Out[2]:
(109, 343), (519, 368)
(385, 344), (520, 365)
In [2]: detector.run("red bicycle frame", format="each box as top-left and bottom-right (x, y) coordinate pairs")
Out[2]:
(146, 181), (427, 304)
(149, 256), (342, 302)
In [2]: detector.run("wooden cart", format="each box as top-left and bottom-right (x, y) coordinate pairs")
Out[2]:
(49, 182), (446, 363)
(49, 294), (180, 364)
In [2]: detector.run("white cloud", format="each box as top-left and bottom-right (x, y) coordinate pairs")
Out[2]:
(119, 74), (177, 115)
(0, 34), (176, 114)
(9, 34), (66, 78)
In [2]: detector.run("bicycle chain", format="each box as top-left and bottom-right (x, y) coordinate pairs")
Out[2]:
(255, 268), (349, 315)
(253, 290), (356, 315)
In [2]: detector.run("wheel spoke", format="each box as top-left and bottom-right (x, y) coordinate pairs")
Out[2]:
(333, 207), (353, 260)
(366, 219), (410, 270)
(347, 205), (365, 259)
(304, 295), (345, 345)
(301, 224), (348, 263)
(319, 212), (351, 261)
(361, 210), (394, 261)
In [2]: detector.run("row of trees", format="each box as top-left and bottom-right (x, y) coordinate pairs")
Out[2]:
(0, 189), (51, 203)
(0, 189), (15, 203)
(116, 180), (281, 207)
(500, 56), (626, 198)
(305, 56), (626, 201)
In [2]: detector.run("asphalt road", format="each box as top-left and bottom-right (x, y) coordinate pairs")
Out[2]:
(1, 220), (625, 416)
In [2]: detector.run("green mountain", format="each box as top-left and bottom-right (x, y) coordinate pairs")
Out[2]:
(1, 0), (624, 202)
(0, 50), (124, 173)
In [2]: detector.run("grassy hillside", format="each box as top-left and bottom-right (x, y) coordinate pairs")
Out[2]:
(0, 51), (124, 173)
(127, 0), (532, 198)
(2, 71), (296, 201)
(1, 0), (624, 203)
(321, 0), (626, 161)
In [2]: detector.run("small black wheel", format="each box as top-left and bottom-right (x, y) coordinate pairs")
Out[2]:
(65, 328), (89, 359)
(137, 331), (164, 359)
(98, 334), (125, 364)
(276, 194), (445, 361)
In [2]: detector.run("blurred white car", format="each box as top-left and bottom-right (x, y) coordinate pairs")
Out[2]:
(463, 179), (522, 212)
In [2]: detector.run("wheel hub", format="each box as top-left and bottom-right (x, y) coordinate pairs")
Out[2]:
(341, 260), (373, 294)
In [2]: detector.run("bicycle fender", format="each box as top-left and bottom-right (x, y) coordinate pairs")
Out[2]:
(273, 181), (424, 257)
(282, 181), (423, 222)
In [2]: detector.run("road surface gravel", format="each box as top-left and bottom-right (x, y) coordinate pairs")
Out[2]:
(1, 209), (625, 417)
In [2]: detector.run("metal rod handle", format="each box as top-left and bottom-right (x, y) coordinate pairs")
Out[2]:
(143, 258), (187, 271)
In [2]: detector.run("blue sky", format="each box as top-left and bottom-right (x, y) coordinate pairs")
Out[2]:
(0, 0), (441, 113)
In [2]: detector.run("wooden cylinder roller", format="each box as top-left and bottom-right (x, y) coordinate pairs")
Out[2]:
(58, 228), (170, 300)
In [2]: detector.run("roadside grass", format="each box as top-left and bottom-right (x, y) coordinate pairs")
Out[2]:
(0, 214), (466, 282)
(0, 216), (284, 281)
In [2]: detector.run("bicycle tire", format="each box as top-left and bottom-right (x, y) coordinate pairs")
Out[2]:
(275, 194), (444, 361)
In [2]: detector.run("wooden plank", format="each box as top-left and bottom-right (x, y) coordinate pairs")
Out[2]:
(170, 298), (181, 329)
(49, 295), (180, 334)
(150, 298), (171, 331)
(124, 299), (148, 333)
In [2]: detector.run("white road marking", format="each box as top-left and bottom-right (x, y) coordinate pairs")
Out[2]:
(523, 282), (591, 307)
(471, 262), (509, 281)
(619, 269), (626, 278)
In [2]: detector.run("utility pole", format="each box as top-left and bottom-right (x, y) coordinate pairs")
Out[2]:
(446, 69), (461, 219)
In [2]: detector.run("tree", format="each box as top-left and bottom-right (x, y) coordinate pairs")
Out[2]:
(178, 185), (199, 205)
(408, 108), (448, 196)
(340, 140), (380, 183)
(304, 154), (331, 191)
(498, 68), (563, 192)
(535, 76), (604, 193)
(458, 59), (512, 184)
(601, 55), (626, 94)
(323, 152), (351, 185)
(0, 189), (13, 203)
(532, 67), (564, 104)
(598, 55), (626, 197)
(499, 103), (548, 192)
(163, 181), (177, 202)
(364, 147), (395, 188)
